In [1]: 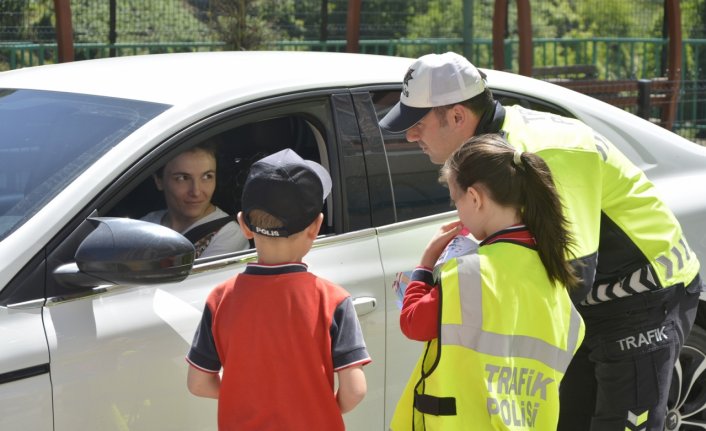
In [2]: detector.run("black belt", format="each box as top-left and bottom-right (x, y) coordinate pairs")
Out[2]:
(414, 393), (457, 416)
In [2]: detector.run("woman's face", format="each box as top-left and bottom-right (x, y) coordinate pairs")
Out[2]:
(155, 148), (216, 225)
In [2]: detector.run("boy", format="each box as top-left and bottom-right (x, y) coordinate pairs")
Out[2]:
(186, 149), (371, 430)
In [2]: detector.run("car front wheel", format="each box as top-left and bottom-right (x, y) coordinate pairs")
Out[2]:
(667, 323), (706, 430)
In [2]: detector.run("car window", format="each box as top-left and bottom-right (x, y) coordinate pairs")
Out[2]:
(106, 112), (333, 260)
(372, 90), (451, 222)
(0, 89), (169, 242)
(492, 90), (575, 118)
(370, 89), (575, 223)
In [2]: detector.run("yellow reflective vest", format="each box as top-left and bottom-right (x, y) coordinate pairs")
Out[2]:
(501, 105), (700, 299)
(390, 241), (585, 430)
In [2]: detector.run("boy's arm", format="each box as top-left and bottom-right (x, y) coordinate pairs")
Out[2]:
(186, 301), (223, 398)
(335, 365), (367, 413)
(187, 365), (221, 399)
(331, 296), (371, 414)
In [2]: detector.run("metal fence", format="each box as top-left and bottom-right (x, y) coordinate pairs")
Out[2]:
(1, 1), (704, 48)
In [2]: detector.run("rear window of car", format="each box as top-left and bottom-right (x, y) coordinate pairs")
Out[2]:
(0, 89), (169, 241)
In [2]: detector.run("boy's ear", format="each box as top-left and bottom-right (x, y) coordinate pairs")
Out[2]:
(305, 213), (324, 240)
(236, 212), (255, 239)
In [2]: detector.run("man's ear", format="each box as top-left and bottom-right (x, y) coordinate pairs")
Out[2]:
(236, 212), (255, 239)
(451, 104), (469, 128)
(453, 103), (481, 136)
(305, 214), (324, 240)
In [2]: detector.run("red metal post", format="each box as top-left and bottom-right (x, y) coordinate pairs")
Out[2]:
(53, 0), (74, 63)
(492, 0), (508, 71)
(346, 0), (361, 53)
(517, 0), (533, 76)
(492, 0), (531, 75)
(663, 0), (682, 130)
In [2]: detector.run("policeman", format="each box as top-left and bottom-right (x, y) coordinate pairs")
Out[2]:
(380, 52), (703, 431)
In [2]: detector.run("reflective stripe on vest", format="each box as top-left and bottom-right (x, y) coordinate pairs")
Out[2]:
(503, 105), (700, 293)
(440, 255), (583, 374)
(393, 246), (584, 430)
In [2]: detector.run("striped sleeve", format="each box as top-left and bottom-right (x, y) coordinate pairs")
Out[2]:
(185, 303), (221, 373)
(330, 296), (371, 370)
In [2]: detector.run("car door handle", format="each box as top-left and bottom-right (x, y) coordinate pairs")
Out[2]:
(353, 296), (377, 317)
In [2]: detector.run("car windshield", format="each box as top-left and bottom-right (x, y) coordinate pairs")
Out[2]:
(0, 89), (169, 241)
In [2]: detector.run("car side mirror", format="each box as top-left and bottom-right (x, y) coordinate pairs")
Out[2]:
(54, 217), (195, 288)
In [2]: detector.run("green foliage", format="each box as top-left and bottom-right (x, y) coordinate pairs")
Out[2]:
(575, 1), (637, 37)
(532, 0), (582, 38)
(531, 0), (664, 79)
(206, 0), (302, 50)
(0, 0), (27, 40)
(406, 0), (460, 39)
(0, 0), (54, 41)
(71, 0), (213, 43)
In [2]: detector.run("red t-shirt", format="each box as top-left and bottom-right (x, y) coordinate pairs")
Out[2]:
(187, 263), (371, 430)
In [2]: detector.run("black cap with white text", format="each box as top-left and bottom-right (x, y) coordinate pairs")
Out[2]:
(241, 149), (332, 237)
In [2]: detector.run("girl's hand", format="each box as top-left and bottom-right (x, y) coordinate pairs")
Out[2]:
(420, 220), (463, 268)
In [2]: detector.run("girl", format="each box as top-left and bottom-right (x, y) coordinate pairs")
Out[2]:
(391, 134), (585, 430)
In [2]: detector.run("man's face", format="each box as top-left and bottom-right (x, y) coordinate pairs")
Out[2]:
(404, 108), (467, 165)
(155, 149), (216, 226)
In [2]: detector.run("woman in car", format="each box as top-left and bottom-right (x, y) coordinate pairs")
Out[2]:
(142, 142), (249, 258)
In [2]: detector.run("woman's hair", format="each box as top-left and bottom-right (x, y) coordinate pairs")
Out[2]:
(155, 140), (219, 178)
(441, 134), (580, 291)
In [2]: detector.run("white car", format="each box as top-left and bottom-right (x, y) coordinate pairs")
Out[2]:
(1, 51), (705, 431)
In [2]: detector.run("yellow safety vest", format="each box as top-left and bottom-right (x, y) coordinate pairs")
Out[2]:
(390, 242), (585, 430)
(502, 105), (699, 295)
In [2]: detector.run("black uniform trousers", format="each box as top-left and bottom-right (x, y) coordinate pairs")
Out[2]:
(557, 275), (702, 431)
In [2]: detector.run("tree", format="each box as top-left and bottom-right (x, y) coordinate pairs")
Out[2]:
(206, 0), (301, 50)
(70, 0), (212, 44)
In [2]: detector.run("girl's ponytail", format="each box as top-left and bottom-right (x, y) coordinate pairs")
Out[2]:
(442, 134), (580, 291)
(514, 150), (580, 291)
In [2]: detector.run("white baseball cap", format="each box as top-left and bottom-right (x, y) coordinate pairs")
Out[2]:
(379, 52), (487, 133)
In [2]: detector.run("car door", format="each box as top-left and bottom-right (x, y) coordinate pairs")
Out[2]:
(358, 88), (459, 426)
(0, 280), (53, 430)
(41, 92), (387, 430)
(0, 88), (172, 431)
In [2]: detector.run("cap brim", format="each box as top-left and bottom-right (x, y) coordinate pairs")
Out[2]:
(379, 101), (431, 133)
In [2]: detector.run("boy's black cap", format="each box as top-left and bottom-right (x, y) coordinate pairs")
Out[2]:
(242, 149), (332, 237)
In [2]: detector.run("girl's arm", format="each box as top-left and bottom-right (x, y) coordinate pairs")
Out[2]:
(400, 268), (440, 341)
(400, 220), (463, 341)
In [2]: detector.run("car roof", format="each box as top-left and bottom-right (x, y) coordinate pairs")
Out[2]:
(2, 49), (700, 167)
(0, 51), (415, 106)
(0, 49), (618, 118)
